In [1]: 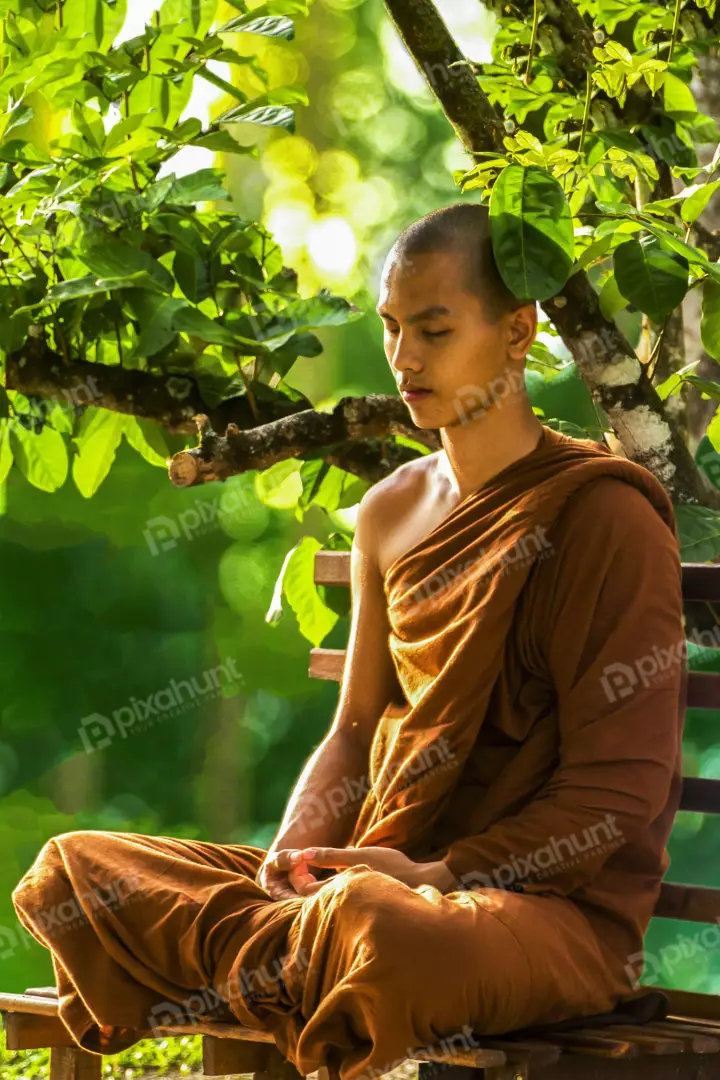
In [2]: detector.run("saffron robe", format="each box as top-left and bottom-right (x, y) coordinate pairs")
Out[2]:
(12, 424), (686, 1080)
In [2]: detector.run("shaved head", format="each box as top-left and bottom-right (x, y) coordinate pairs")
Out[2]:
(386, 202), (525, 324)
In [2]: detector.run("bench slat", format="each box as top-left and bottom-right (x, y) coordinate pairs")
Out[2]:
(606, 1023), (718, 1054)
(656, 882), (720, 922)
(666, 990), (720, 1023)
(681, 564), (720, 601)
(680, 777), (720, 813)
(309, 648), (345, 681)
(313, 555), (720, 599)
(314, 550), (351, 587)
(687, 673), (720, 709)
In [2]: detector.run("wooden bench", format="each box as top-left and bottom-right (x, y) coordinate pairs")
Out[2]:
(3, 554), (720, 1080)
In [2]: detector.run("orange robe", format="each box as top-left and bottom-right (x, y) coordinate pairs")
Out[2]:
(12, 424), (686, 1080)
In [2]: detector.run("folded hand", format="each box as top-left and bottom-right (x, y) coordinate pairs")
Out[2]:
(292, 845), (458, 895)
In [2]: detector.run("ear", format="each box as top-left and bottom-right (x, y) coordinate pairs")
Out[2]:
(507, 302), (538, 359)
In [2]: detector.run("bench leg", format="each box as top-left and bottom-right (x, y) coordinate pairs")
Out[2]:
(419, 1065), (529, 1080)
(202, 1036), (304, 1079)
(50, 1046), (102, 1080)
(418, 1064), (492, 1080)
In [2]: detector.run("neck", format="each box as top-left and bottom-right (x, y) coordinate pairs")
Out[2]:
(438, 395), (545, 501)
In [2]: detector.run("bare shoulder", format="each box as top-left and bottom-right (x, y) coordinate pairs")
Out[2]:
(354, 452), (440, 557)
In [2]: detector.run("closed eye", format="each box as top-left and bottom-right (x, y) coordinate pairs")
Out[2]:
(384, 326), (451, 339)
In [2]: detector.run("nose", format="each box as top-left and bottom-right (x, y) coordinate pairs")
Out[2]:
(387, 329), (424, 378)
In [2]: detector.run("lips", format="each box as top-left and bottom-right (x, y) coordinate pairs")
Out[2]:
(400, 385), (433, 402)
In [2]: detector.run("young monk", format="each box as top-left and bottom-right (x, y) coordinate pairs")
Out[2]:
(13, 203), (686, 1080)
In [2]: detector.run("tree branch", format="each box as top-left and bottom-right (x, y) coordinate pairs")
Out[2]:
(694, 221), (720, 262)
(6, 336), (437, 484)
(383, 0), (708, 505)
(168, 396), (438, 486)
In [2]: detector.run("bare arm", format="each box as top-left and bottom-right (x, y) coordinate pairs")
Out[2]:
(259, 487), (401, 896)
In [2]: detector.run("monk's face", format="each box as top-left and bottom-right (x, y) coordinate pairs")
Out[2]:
(376, 248), (537, 430)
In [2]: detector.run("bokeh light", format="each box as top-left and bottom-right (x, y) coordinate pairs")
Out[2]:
(306, 217), (358, 276)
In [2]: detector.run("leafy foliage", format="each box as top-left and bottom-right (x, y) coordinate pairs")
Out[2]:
(457, 0), (718, 338)
(0, 0), (361, 496)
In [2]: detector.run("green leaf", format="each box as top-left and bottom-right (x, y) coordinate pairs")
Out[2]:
(272, 535), (338, 645)
(696, 433), (720, 485)
(707, 410), (720, 456)
(0, 420), (13, 485)
(122, 416), (169, 467)
(525, 362), (607, 439)
(171, 306), (240, 346)
(188, 129), (256, 154)
(72, 101), (104, 149)
(127, 293), (188, 358)
(217, 13), (294, 37)
(613, 238), (688, 323)
(701, 280), (720, 362)
(254, 458), (302, 509)
(570, 233), (614, 276)
(489, 164), (574, 301)
(3, 104), (33, 140)
(173, 249), (210, 303)
(164, 167), (230, 204)
(654, 359), (702, 401)
(10, 423), (68, 492)
(71, 407), (125, 497)
(598, 271), (630, 319)
(214, 103), (296, 130)
(0, 311), (30, 351)
(81, 241), (175, 293)
(675, 504), (720, 562)
(43, 273), (157, 304)
(103, 113), (147, 152)
(681, 180), (720, 225)
(663, 72), (697, 117)
(298, 459), (363, 513)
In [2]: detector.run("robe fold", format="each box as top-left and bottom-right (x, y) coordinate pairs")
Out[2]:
(12, 423), (686, 1080)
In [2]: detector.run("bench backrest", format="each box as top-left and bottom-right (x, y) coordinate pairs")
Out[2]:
(309, 551), (720, 927)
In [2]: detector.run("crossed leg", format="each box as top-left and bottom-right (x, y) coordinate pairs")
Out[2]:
(12, 830), (629, 1080)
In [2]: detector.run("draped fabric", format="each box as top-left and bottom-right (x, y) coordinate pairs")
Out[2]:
(11, 425), (686, 1080)
(349, 424), (679, 857)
